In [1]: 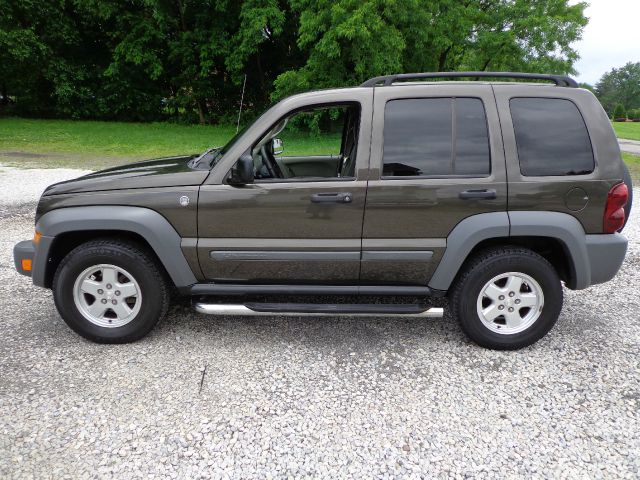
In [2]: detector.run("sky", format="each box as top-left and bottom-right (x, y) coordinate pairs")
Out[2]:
(571, 0), (640, 85)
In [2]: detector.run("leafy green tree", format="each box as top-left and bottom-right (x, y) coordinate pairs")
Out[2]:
(1, 0), (589, 123)
(613, 103), (627, 121)
(595, 62), (640, 115)
(88, 0), (296, 124)
(273, 0), (588, 99)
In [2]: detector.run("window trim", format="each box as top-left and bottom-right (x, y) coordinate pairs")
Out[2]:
(247, 101), (362, 185)
(253, 176), (356, 184)
(509, 96), (595, 178)
(380, 96), (492, 180)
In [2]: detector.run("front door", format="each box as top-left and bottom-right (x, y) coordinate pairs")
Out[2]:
(361, 84), (507, 285)
(197, 93), (372, 284)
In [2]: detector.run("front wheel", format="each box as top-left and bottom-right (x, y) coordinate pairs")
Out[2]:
(53, 239), (170, 343)
(451, 247), (563, 350)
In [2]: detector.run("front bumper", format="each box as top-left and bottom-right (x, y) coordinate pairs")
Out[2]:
(14, 240), (35, 277)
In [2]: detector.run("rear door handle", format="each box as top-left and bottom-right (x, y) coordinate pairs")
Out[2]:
(458, 189), (497, 200)
(310, 192), (353, 204)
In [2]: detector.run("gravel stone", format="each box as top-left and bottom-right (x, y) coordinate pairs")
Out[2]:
(0, 166), (638, 478)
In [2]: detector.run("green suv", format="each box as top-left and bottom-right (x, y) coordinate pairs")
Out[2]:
(13, 72), (632, 349)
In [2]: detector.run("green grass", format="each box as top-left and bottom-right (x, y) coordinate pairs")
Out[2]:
(613, 121), (640, 141)
(0, 118), (341, 169)
(0, 117), (638, 170)
(624, 152), (640, 164)
(623, 153), (640, 183)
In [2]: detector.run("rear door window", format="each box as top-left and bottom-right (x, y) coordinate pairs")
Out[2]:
(510, 98), (594, 176)
(382, 98), (490, 177)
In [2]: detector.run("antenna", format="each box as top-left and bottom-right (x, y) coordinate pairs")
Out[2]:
(236, 74), (247, 133)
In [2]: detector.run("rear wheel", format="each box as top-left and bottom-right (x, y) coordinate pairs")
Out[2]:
(53, 239), (169, 343)
(451, 247), (563, 349)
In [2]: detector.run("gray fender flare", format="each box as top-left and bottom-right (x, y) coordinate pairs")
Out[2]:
(508, 211), (590, 289)
(428, 212), (509, 291)
(35, 206), (197, 288)
(428, 211), (591, 291)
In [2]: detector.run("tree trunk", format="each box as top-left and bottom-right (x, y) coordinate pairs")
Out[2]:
(196, 99), (206, 125)
(438, 46), (452, 71)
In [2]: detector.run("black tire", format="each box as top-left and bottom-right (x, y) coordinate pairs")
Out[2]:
(621, 162), (633, 231)
(53, 239), (170, 343)
(450, 246), (563, 350)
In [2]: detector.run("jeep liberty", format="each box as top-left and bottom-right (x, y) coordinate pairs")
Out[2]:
(14, 72), (632, 349)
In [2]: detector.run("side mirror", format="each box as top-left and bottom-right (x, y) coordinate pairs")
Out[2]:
(228, 154), (254, 185)
(272, 137), (284, 155)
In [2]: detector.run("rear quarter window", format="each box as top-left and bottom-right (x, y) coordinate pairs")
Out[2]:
(510, 98), (594, 176)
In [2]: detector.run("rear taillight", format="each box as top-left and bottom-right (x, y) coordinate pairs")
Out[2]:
(603, 182), (628, 233)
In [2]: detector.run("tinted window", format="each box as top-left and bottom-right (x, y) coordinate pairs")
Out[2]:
(510, 98), (594, 176)
(383, 98), (490, 177)
(455, 98), (491, 175)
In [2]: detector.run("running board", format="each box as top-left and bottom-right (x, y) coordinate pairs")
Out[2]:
(194, 302), (444, 318)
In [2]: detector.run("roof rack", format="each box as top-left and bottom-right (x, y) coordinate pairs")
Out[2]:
(360, 72), (578, 88)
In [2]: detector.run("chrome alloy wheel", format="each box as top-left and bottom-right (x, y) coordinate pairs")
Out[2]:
(476, 272), (544, 335)
(73, 264), (142, 328)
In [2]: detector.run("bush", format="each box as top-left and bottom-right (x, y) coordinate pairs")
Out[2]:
(613, 103), (627, 121)
(628, 109), (640, 122)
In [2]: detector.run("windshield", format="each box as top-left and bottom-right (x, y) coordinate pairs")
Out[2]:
(216, 123), (252, 160)
(193, 99), (281, 169)
(191, 123), (253, 169)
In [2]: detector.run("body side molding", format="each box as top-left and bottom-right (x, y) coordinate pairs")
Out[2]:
(210, 251), (360, 261)
(35, 206), (198, 288)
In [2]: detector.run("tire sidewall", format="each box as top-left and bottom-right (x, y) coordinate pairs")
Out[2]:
(457, 253), (563, 349)
(54, 244), (165, 342)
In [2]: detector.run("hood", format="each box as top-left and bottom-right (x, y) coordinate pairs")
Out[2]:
(43, 155), (211, 196)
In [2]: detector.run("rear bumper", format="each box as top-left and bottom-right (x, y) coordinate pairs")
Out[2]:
(13, 240), (35, 277)
(585, 233), (628, 286)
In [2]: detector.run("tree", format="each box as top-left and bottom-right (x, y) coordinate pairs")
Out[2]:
(273, 0), (588, 99)
(595, 62), (640, 116)
(1, 0), (589, 123)
(83, 0), (296, 124)
(613, 103), (627, 121)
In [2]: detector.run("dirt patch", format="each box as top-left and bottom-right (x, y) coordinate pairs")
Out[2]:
(0, 151), (60, 158)
(0, 150), (133, 170)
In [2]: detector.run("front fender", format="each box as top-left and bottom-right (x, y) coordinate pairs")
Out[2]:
(34, 206), (198, 288)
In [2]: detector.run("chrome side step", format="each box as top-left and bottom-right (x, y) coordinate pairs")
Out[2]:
(194, 302), (444, 318)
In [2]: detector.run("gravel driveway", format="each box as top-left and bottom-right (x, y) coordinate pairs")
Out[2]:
(0, 166), (638, 479)
(619, 138), (640, 156)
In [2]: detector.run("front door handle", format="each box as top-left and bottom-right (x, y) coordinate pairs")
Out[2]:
(310, 192), (353, 204)
(459, 189), (497, 200)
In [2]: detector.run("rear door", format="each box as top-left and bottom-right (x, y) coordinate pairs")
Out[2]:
(361, 84), (507, 285)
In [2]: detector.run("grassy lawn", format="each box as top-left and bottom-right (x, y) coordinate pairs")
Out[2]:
(1, 117), (639, 170)
(0, 118), (341, 169)
(623, 153), (640, 183)
(613, 122), (640, 141)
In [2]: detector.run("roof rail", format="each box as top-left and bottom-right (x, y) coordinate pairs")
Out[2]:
(360, 72), (579, 88)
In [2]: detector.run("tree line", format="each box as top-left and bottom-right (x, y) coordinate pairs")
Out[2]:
(591, 62), (640, 120)
(1, 0), (589, 124)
